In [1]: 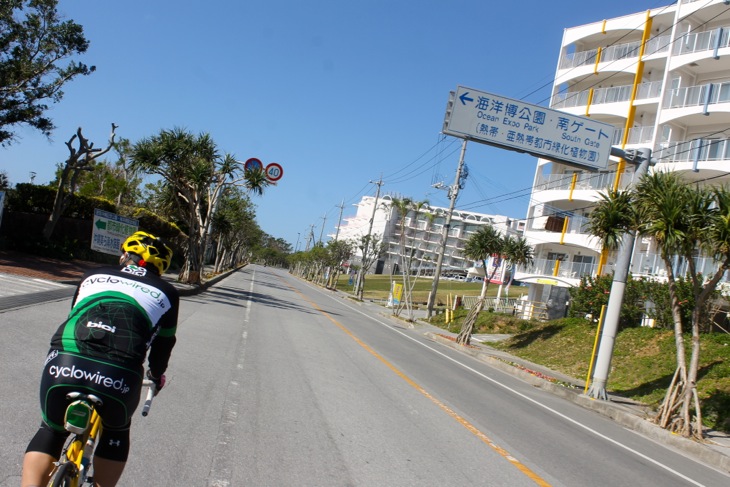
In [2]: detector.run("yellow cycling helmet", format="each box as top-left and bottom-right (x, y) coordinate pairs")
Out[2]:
(121, 231), (173, 275)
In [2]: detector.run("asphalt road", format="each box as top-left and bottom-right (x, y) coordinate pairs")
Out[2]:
(2, 265), (729, 486)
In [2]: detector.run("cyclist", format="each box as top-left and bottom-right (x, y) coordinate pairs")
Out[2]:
(21, 231), (179, 487)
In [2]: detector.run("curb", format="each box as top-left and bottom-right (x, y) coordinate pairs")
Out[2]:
(58, 265), (244, 296)
(424, 331), (730, 474)
(175, 264), (245, 296)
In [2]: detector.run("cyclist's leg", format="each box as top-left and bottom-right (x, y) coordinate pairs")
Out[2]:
(21, 423), (67, 487)
(91, 456), (126, 487)
(22, 350), (72, 487)
(88, 360), (142, 487)
(20, 452), (57, 487)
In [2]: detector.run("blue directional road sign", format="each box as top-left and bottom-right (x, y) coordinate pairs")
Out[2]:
(442, 86), (615, 171)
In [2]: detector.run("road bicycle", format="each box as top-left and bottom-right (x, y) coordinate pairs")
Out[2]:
(47, 379), (157, 487)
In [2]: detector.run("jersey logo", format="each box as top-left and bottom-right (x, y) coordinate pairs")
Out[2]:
(122, 265), (148, 277)
(44, 350), (59, 366)
(86, 321), (117, 334)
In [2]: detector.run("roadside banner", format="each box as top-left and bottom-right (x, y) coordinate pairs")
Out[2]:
(91, 209), (139, 256)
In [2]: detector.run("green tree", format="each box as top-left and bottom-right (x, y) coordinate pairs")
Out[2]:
(0, 0), (95, 145)
(324, 239), (353, 290)
(588, 171), (730, 439)
(131, 128), (269, 284)
(353, 234), (385, 300)
(209, 186), (260, 272)
(584, 188), (635, 275)
(502, 235), (534, 296)
(388, 197), (429, 321)
(456, 225), (505, 345)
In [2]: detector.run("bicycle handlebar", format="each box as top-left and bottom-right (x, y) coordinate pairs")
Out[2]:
(141, 379), (157, 417)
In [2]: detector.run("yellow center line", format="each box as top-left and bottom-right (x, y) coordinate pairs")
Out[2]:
(287, 283), (552, 487)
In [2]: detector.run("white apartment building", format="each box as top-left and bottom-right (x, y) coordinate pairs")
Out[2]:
(336, 194), (525, 276)
(517, 0), (730, 310)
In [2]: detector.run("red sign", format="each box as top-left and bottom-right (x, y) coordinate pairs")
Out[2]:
(265, 162), (283, 182)
(244, 158), (263, 172)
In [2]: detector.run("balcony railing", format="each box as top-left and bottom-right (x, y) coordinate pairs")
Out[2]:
(518, 258), (614, 281)
(613, 125), (655, 146)
(673, 25), (730, 56)
(534, 170), (631, 192)
(552, 81), (662, 109)
(655, 137), (730, 164)
(559, 35), (670, 70)
(665, 81), (730, 109)
(516, 252), (730, 285)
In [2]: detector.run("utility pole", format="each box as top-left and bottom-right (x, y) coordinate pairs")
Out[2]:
(355, 177), (383, 300)
(427, 139), (468, 318)
(305, 224), (315, 251)
(587, 148), (653, 400)
(318, 213), (327, 244)
(334, 199), (345, 241)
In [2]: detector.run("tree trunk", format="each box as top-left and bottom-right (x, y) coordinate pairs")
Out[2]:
(456, 261), (497, 345)
(43, 164), (75, 240)
(653, 265), (690, 435)
(456, 296), (485, 345)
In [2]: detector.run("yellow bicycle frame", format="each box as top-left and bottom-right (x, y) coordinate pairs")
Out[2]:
(53, 407), (102, 487)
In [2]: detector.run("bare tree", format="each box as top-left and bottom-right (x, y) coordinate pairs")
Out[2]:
(42, 123), (117, 240)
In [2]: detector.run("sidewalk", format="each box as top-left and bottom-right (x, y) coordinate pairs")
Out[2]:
(0, 249), (101, 284)
(0, 249), (231, 301)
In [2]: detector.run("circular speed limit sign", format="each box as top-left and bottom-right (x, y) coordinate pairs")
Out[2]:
(265, 162), (283, 182)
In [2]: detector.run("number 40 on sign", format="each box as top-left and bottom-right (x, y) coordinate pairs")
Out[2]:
(244, 158), (283, 182)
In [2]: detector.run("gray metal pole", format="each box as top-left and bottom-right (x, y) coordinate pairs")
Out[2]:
(587, 148), (652, 400)
(426, 139), (467, 318)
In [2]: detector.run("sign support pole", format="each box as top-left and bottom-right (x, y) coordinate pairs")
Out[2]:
(587, 148), (652, 400)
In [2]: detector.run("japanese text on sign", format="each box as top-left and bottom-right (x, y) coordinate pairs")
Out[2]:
(91, 209), (139, 256)
(442, 86), (615, 170)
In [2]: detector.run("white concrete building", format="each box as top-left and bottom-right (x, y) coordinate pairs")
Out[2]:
(335, 194), (525, 277)
(517, 0), (730, 313)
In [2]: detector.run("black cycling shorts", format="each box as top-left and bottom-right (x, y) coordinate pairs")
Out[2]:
(26, 350), (143, 462)
(40, 350), (143, 430)
(30, 350), (144, 460)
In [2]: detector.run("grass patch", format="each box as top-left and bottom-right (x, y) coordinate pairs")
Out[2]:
(335, 274), (525, 306)
(429, 312), (730, 433)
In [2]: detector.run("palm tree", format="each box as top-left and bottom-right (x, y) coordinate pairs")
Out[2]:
(588, 171), (730, 439)
(502, 235), (534, 293)
(633, 172), (724, 439)
(131, 129), (270, 284)
(585, 188), (636, 275)
(456, 225), (504, 345)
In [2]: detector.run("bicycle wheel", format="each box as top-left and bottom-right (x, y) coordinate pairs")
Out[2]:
(48, 461), (78, 487)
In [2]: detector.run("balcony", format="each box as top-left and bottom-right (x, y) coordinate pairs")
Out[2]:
(655, 137), (730, 171)
(631, 252), (730, 284)
(559, 35), (670, 70)
(665, 81), (730, 109)
(534, 170), (632, 193)
(673, 25), (730, 57)
(516, 257), (614, 284)
(552, 80), (662, 111)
